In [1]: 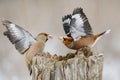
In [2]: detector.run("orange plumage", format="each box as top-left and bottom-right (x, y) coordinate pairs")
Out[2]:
(61, 30), (110, 50)
(60, 7), (110, 52)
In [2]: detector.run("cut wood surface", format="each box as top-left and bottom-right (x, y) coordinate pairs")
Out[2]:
(31, 48), (103, 80)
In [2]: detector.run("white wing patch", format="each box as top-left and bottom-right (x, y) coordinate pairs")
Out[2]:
(72, 14), (84, 28)
(70, 14), (86, 40)
(63, 18), (71, 24)
(9, 23), (24, 40)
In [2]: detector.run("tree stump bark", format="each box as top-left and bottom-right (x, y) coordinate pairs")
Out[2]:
(31, 48), (103, 80)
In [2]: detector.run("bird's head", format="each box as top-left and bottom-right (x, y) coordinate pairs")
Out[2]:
(2, 20), (12, 26)
(59, 36), (73, 46)
(36, 33), (53, 42)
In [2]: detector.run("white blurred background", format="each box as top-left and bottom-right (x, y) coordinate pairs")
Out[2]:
(0, 0), (120, 80)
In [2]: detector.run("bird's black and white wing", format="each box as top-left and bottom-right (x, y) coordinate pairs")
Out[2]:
(3, 20), (36, 54)
(62, 15), (72, 37)
(62, 8), (93, 41)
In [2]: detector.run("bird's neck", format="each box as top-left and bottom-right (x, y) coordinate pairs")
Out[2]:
(38, 39), (46, 43)
(68, 41), (74, 49)
(36, 36), (47, 43)
(64, 40), (74, 49)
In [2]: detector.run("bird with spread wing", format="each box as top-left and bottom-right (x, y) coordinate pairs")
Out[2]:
(60, 7), (110, 53)
(2, 20), (53, 75)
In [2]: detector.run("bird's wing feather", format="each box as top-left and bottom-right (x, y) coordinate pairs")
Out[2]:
(62, 8), (93, 41)
(3, 20), (36, 54)
(62, 15), (72, 37)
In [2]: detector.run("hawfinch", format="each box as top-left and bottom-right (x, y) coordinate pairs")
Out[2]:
(2, 20), (52, 75)
(60, 7), (110, 52)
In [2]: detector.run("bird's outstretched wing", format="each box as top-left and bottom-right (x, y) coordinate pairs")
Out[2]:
(2, 20), (36, 54)
(62, 8), (93, 41)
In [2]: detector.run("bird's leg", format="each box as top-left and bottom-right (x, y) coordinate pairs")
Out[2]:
(78, 46), (93, 58)
(78, 46), (87, 52)
(76, 46), (87, 54)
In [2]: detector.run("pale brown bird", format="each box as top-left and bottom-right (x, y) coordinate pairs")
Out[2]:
(2, 20), (53, 75)
(60, 7), (110, 53)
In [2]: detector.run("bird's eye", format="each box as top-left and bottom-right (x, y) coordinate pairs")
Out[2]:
(63, 38), (66, 41)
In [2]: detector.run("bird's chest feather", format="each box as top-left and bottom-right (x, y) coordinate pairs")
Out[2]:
(29, 42), (45, 53)
(64, 40), (74, 49)
(25, 42), (45, 62)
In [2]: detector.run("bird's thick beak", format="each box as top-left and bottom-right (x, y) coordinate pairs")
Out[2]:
(59, 36), (63, 40)
(48, 34), (53, 39)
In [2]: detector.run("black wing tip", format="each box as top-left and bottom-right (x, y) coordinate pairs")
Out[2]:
(72, 7), (83, 15)
(62, 14), (72, 22)
(62, 15), (72, 37)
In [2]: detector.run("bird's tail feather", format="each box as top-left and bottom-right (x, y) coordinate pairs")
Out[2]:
(92, 29), (111, 47)
(97, 29), (111, 37)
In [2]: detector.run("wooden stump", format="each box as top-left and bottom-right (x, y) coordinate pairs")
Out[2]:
(31, 49), (103, 80)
